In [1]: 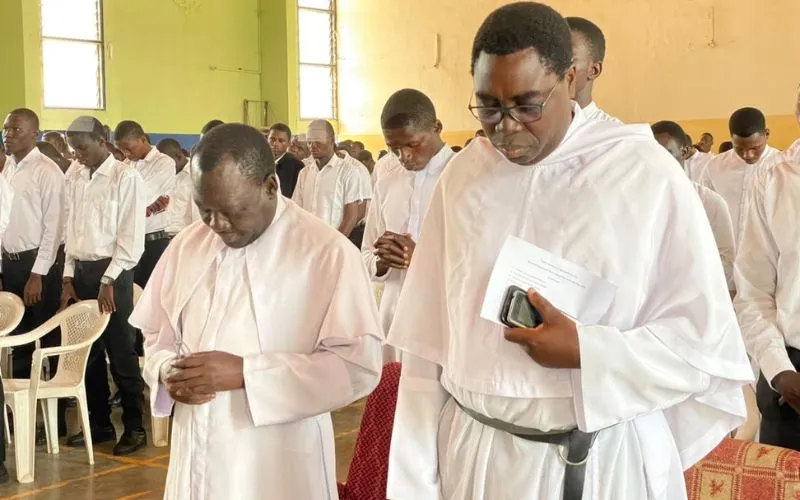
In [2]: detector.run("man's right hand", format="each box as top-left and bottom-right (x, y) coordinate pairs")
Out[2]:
(374, 232), (407, 271)
(772, 371), (800, 413)
(60, 280), (79, 311)
(163, 363), (215, 406)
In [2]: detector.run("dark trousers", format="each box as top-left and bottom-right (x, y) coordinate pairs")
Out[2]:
(348, 223), (365, 249)
(133, 234), (169, 355)
(134, 235), (169, 288)
(757, 346), (800, 450)
(75, 260), (143, 431)
(2, 248), (62, 378)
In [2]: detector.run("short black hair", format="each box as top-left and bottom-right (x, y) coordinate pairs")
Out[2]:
(719, 141), (733, 153)
(268, 123), (292, 138)
(194, 123), (275, 184)
(381, 88), (438, 131)
(651, 120), (689, 148)
(729, 107), (767, 137)
(701, 132), (714, 140)
(114, 120), (146, 142)
(9, 108), (40, 131)
(471, 2), (572, 76)
(201, 119), (224, 135)
(156, 138), (183, 156)
(353, 141), (365, 149)
(452, 146), (463, 152)
(378, 150), (388, 159)
(67, 116), (107, 142)
(356, 150), (373, 162)
(565, 17), (606, 61)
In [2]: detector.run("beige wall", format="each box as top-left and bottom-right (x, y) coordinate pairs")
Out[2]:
(336, 0), (800, 152)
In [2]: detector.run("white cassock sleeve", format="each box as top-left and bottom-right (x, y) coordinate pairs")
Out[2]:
(241, 243), (384, 427)
(387, 354), (447, 500)
(574, 173), (752, 467)
(129, 249), (181, 418)
(734, 166), (792, 388)
(360, 182), (393, 282)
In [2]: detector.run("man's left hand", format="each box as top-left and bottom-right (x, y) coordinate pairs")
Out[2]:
(374, 232), (415, 270)
(97, 284), (116, 314)
(167, 351), (245, 394)
(504, 289), (581, 369)
(23, 273), (43, 307)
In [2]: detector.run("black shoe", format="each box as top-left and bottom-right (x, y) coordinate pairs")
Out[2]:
(0, 463), (8, 484)
(67, 424), (117, 447)
(109, 392), (122, 408)
(113, 428), (146, 456)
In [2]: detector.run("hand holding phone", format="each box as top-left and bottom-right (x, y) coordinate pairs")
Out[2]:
(501, 287), (581, 369)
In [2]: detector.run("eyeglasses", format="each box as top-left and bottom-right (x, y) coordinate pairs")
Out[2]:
(468, 78), (562, 125)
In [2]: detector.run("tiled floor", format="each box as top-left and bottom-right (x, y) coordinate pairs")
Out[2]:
(0, 401), (365, 499)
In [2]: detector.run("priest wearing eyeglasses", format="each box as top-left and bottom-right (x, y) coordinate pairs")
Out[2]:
(385, 3), (752, 500)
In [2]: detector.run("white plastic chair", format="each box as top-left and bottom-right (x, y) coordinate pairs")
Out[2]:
(0, 293), (25, 446)
(0, 300), (108, 483)
(133, 284), (170, 448)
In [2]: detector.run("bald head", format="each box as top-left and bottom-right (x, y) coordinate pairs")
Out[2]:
(307, 120), (336, 163)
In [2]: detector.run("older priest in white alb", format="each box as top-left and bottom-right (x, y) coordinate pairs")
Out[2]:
(362, 88), (454, 363)
(130, 124), (382, 500)
(386, 4), (752, 500)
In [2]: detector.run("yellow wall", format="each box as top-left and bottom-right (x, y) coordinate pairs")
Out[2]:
(336, 0), (800, 151)
(17, 0), (263, 134)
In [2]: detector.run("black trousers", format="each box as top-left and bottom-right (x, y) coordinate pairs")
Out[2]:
(134, 235), (169, 288)
(75, 260), (143, 431)
(757, 346), (800, 451)
(348, 223), (365, 249)
(2, 248), (62, 378)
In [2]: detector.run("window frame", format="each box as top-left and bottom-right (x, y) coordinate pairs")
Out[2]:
(40, 0), (107, 111)
(297, 0), (338, 121)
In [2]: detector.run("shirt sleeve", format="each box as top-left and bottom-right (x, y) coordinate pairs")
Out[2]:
(342, 166), (363, 206)
(241, 242), (383, 427)
(708, 194), (737, 291)
(386, 353), (446, 500)
(361, 182), (393, 281)
(167, 173), (193, 233)
(142, 157), (177, 206)
(0, 174), (14, 274)
(105, 170), (147, 280)
(291, 168), (305, 207)
(32, 167), (66, 276)
(733, 166), (792, 388)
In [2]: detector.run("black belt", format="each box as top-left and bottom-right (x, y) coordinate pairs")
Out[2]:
(144, 231), (168, 243)
(454, 398), (598, 500)
(2, 248), (38, 261)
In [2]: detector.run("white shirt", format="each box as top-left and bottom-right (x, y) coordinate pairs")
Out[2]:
(582, 101), (622, 124)
(735, 159), (800, 388)
(130, 197), (383, 500)
(3, 148), (66, 275)
(685, 150), (713, 182)
(166, 167), (193, 235)
(63, 154), (146, 280)
(386, 105), (751, 499)
(694, 183), (736, 291)
(699, 146), (782, 247)
(292, 155), (364, 229)
(127, 147), (176, 234)
(371, 152), (402, 186)
(362, 144), (454, 340)
(0, 174), (14, 257)
(341, 151), (373, 203)
(1, 156), (17, 182)
(783, 138), (800, 163)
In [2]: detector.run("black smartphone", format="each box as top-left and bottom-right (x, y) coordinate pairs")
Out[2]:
(500, 285), (543, 329)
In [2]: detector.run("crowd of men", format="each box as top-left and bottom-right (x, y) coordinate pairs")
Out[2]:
(2, 1), (800, 498)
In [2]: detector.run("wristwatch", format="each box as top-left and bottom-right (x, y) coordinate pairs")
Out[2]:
(100, 276), (115, 286)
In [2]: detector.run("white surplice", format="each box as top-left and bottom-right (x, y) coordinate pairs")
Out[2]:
(694, 183), (736, 291)
(129, 196), (384, 500)
(371, 153), (402, 186)
(734, 159), (800, 385)
(698, 146), (782, 247)
(386, 103), (752, 500)
(783, 138), (800, 163)
(581, 101), (622, 124)
(362, 145), (454, 362)
(685, 150), (713, 182)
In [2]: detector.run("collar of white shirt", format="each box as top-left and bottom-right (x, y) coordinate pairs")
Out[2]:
(15, 147), (45, 170)
(78, 153), (116, 179)
(419, 144), (453, 178)
(318, 154), (343, 171)
(142, 146), (159, 163)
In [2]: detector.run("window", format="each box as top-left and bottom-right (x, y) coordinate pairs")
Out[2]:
(41, 0), (105, 109)
(298, 0), (337, 120)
